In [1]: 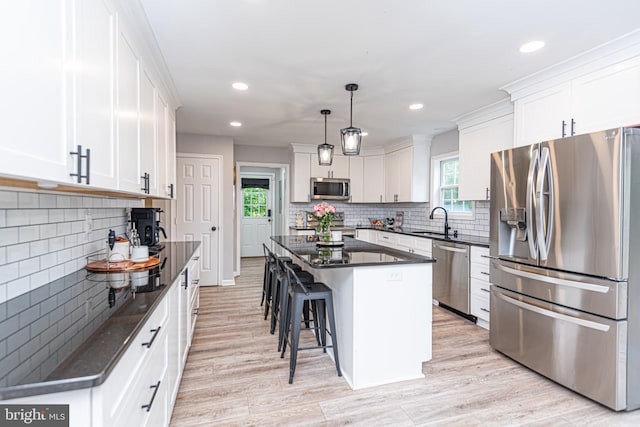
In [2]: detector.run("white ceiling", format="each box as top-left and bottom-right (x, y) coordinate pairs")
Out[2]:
(140, 0), (640, 149)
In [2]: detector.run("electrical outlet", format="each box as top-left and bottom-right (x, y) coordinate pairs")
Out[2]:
(388, 271), (402, 282)
(85, 210), (93, 234)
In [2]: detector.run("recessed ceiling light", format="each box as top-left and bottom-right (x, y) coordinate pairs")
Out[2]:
(409, 103), (424, 110)
(519, 41), (545, 53)
(232, 82), (248, 90)
(230, 121), (242, 127)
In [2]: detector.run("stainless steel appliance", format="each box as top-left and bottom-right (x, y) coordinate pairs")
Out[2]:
(310, 177), (350, 200)
(305, 211), (355, 237)
(489, 127), (640, 411)
(432, 240), (472, 319)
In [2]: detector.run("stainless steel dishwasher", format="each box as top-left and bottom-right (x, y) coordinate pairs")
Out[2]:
(432, 240), (474, 320)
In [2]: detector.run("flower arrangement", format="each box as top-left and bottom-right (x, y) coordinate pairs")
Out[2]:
(310, 202), (336, 241)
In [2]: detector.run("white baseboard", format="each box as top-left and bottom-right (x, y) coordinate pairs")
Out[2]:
(221, 279), (236, 286)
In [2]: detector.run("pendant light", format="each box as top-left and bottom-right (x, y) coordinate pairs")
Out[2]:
(317, 109), (334, 166)
(340, 83), (362, 155)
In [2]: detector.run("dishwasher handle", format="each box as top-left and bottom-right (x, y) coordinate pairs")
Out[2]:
(433, 244), (468, 254)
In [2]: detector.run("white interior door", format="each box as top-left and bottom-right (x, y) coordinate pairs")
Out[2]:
(240, 174), (273, 257)
(176, 155), (220, 285)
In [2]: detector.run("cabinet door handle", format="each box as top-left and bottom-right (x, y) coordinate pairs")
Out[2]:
(485, 187), (490, 200)
(141, 381), (161, 412)
(571, 118), (576, 136)
(168, 183), (174, 198)
(480, 307), (490, 313)
(70, 145), (90, 184)
(561, 120), (567, 138)
(141, 326), (161, 348)
(480, 271), (490, 276)
(480, 287), (491, 293)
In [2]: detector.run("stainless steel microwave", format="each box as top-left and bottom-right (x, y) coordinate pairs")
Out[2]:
(310, 177), (350, 200)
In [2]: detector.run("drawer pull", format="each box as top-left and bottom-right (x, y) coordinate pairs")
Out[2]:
(194, 307), (199, 315)
(480, 271), (490, 276)
(192, 279), (200, 285)
(193, 256), (200, 260)
(142, 326), (161, 349)
(480, 287), (490, 293)
(480, 308), (490, 313)
(141, 381), (161, 412)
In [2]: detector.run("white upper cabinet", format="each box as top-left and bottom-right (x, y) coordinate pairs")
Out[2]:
(0, 0), (179, 196)
(348, 156), (364, 203)
(291, 151), (311, 202)
(506, 36), (640, 147)
(166, 109), (177, 199)
(459, 114), (513, 200)
(570, 56), (640, 135)
(363, 155), (385, 203)
(0, 1), (72, 183)
(513, 83), (571, 147)
(385, 138), (430, 203)
(157, 92), (177, 199)
(456, 100), (514, 201)
(116, 27), (142, 193)
(310, 154), (349, 178)
(140, 68), (158, 196)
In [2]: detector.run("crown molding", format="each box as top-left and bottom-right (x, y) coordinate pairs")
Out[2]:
(454, 98), (513, 130)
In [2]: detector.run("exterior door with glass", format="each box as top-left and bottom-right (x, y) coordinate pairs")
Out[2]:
(240, 174), (274, 257)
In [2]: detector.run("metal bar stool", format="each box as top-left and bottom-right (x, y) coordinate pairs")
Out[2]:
(280, 264), (341, 384)
(262, 244), (301, 321)
(272, 255), (316, 351)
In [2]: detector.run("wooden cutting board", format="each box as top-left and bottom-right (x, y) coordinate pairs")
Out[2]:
(86, 257), (160, 272)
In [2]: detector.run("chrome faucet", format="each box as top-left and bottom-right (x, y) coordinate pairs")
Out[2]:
(429, 206), (451, 238)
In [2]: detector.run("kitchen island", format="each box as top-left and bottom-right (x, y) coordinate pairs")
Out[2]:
(271, 235), (435, 389)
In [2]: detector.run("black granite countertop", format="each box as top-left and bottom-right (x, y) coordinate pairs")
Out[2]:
(356, 226), (490, 248)
(271, 235), (435, 268)
(0, 241), (200, 400)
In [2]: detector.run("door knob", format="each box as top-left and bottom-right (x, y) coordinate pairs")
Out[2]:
(211, 226), (217, 231)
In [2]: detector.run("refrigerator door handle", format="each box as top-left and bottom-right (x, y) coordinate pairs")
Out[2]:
(536, 147), (554, 261)
(493, 262), (611, 293)
(526, 148), (539, 260)
(494, 290), (610, 332)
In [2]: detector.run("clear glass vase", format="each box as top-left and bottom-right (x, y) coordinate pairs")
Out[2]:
(318, 225), (332, 242)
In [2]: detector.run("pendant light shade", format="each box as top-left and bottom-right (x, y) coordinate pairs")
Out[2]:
(317, 109), (334, 166)
(340, 83), (362, 155)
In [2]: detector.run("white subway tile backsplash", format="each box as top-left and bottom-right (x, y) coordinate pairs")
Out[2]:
(40, 253), (57, 270)
(56, 222), (71, 237)
(7, 277), (30, 300)
(29, 210), (49, 225)
(7, 243), (29, 263)
(1, 190), (132, 302)
(39, 224), (56, 239)
(0, 191), (18, 209)
(18, 193), (39, 209)
(6, 210), (29, 227)
(19, 258), (40, 277)
(30, 240), (48, 257)
(0, 228), (19, 247)
(19, 226), (39, 243)
(48, 210), (64, 223)
(39, 194), (57, 208)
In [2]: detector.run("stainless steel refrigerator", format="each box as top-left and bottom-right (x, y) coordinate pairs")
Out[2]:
(489, 127), (640, 411)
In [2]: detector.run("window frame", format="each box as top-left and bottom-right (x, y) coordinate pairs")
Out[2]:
(430, 151), (474, 219)
(242, 187), (268, 218)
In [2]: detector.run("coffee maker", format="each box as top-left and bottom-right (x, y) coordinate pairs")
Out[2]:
(130, 208), (167, 251)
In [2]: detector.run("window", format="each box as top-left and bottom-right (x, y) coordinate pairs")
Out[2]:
(432, 153), (473, 215)
(243, 188), (267, 217)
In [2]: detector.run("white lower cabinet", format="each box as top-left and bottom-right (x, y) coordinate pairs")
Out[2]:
(469, 246), (491, 329)
(357, 230), (432, 257)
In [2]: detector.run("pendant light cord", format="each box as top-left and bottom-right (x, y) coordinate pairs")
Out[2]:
(349, 90), (354, 127)
(324, 113), (328, 143)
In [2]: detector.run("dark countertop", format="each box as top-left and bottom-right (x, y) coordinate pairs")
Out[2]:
(271, 235), (435, 268)
(355, 226), (490, 248)
(0, 241), (200, 400)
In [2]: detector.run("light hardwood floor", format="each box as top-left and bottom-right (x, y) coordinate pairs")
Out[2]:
(170, 257), (640, 426)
